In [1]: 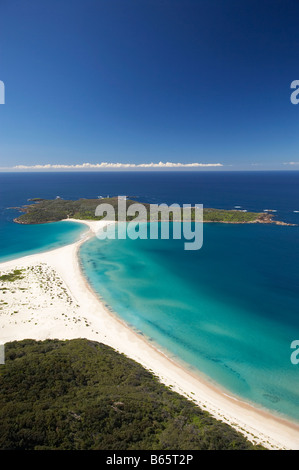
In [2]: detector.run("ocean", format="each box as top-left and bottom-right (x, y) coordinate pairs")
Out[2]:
(1, 171), (299, 421)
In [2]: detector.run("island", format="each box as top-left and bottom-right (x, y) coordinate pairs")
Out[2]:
(12, 197), (294, 225)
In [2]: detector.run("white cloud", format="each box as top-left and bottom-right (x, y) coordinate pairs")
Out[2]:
(284, 162), (299, 165)
(12, 161), (223, 170)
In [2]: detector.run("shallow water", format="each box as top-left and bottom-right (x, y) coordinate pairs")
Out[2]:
(0, 219), (87, 262)
(80, 222), (299, 422)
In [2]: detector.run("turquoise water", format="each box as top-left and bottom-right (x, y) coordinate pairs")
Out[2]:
(0, 221), (87, 262)
(80, 222), (299, 422)
(1, 171), (299, 422)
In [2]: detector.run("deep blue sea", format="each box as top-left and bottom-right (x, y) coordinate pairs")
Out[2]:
(1, 171), (299, 422)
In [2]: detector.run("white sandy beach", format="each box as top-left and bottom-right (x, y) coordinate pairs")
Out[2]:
(1, 218), (299, 450)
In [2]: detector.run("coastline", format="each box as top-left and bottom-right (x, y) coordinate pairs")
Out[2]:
(11, 196), (297, 227)
(1, 218), (299, 449)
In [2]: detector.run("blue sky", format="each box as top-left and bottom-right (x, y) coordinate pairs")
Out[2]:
(0, 0), (299, 171)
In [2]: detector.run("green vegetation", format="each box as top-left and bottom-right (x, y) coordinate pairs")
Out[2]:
(200, 208), (263, 223)
(15, 197), (149, 224)
(0, 339), (263, 450)
(0, 269), (24, 282)
(14, 197), (271, 225)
